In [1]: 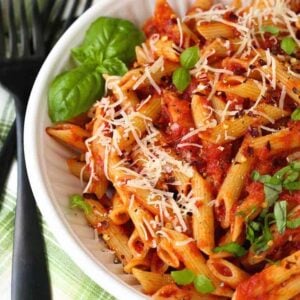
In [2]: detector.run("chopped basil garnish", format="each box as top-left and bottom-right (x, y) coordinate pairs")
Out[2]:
(70, 194), (92, 214)
(274, 201), (287, 234)
(287, 218), (300, 229)
(252, 162), (300, 207)
(171, 269), (195, 285)
(172, 67), (191, 92)
(213, 242), (247, 257)
(246, 213), (273, 253)
(171, 269), (215, 294)
(261, 25), (280, 35)
(291, 108), (300, 121)
(180, 46), (200, 69)
(194, 275), (215, 294)
(281, 37), (297, 55)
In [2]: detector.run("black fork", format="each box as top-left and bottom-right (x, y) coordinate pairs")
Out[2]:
(0, 1), (51, 299)
(0, 0), (93, 198)
(0, 0), (92, 299)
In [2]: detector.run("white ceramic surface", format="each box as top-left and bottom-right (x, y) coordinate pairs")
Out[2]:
(24, 1), (195, 299)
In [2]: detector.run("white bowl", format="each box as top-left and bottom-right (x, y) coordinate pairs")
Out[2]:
(24, 0), (195, 299)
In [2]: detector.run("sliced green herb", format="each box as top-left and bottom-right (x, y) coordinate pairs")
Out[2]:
(247, 214), (273, 253)
(261, 25), (280, 36)
(172, 67), (191, 92)
(287, 218), (300, 229)
(283, 181), (300, 191)
(213, 242), (247, 257)
(274, 201), (287, 234)
(171, 269), (195, 285)
(281, 37), (297, 55)
(194, 275), (215, 294)
(283, 171), (299, 185)
(70, 194), (92, 214)
(291, 108), (300, 121)
(264, 183), (282, 207)
(291, 161), (300, 171)
(180, 46), (200, 69)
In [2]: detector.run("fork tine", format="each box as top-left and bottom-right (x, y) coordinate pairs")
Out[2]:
(31, 0), (45, 56)
(0, 1), (6, 58)
(44, 0), (68, 49)
(83, 0), (93, 11)
(7, 0), (18, 58)
(19, 0), (30, 57)
(60, 0), (80, 34)
(41, 0), (57, 27)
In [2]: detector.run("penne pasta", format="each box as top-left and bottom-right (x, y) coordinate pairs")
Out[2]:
(47, 0), (300, 298)
(191, 171), (215, 254)
(207, 258), (249, 288)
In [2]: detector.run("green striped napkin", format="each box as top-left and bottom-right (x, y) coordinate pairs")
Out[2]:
(0, 72), (114, 300)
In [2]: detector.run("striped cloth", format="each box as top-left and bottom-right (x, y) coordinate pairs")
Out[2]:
(0, 84), (115, 298)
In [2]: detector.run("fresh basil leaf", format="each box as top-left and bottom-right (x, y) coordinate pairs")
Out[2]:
(283, 171), (299, 184)
(251, 170), (261, 181)
(213, 242), (247, 257)
(291, 161), (300, 171)
(97, 57), (128, 76)
(283, 181), (300, 191)
(281, 37), (297, 55)
(274, 201), (287, 234)
(70, 194), (92, 214)
(246, 221), (261, 244)
(247, 214), (273, 253)
(291, 108), (300, 121)
(180, 46), (200, 69)
(194, 275), (215, 294)
(274, 165), (293, 180)
(287, 218), (300, 229)
(72, 17), (144, 65)
(261, 25), (280, 35)
(48, 64), (104, 122)
(264, 183), (282, 207)
(172, 67), (191, 92)
(171, 269), (195, 285)
(251, 171), (274, 184)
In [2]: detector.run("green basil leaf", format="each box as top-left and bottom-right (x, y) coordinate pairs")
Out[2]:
(264, 183), (282, 207)
(287, 218), (300, 229)
(172, 67), (191, 92)
(251, 171), (275, 184)
(180, 46), (200, 69)
(261, 25), (280, 35)
(283, 171), (299, 184)
(274, 201), (287, 234)
(274, 165), (292, 180)
(281, 37), (297, 55)
(194, 275), (215, 294)
(171, 269), (195, 285)
(48, 64), (104, 122)
(283, 181), (300, 191)
(248, 214), (273, 253)
(70, 194), (92, 214)
(251, 170), (261, 181)
(72, 17), (144, 65)
(291, 108), (300, 121)
(97, 57), (128, 76)
(291, 161), (300, 171)
(213, 242), (247, 257)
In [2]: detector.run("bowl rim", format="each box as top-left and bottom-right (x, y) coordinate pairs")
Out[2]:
(24, 1), (148, 299)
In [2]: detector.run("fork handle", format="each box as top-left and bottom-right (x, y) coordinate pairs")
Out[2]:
(11, 100), (51, 300)
(0, 121), (16, 196)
